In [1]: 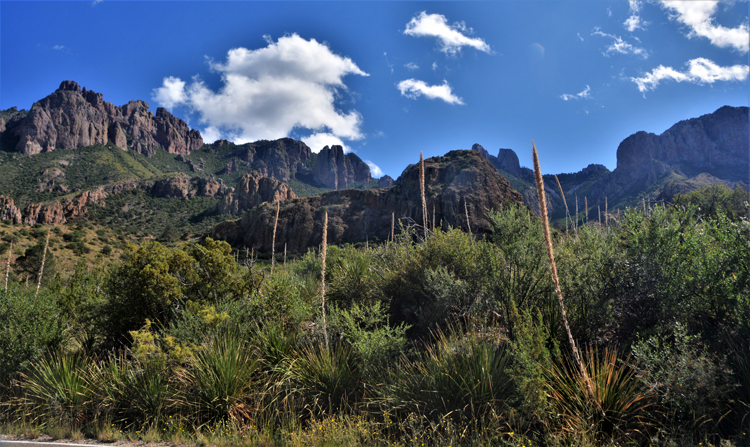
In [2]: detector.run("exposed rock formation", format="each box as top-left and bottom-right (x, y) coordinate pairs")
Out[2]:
(378, 175), (395, 188)
(217, 173), (298, 215)
(211, 150), (524, 252)
(313, 145), (372, 189)
(150, 174), (227, 199)
(233, 138), (312, 182)
(1, 81), (203, 156)
(596, 105), (749, 206)
(0, 196), (23, 225)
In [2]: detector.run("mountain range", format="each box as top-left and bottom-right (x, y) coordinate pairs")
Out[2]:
(0, 81), (747, 252)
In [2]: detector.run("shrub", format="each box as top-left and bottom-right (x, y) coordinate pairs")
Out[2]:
(632, 323), (736, 436)
(0, 287), (65, 384)
(291, 342), (360, 416)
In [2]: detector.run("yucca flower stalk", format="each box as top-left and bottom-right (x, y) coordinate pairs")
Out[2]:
(271, 201), (280, 275)
(464, 198), (472, 234)
(585, 196), (588, 225)
(391, 212), (395, 243)
(420, 151), (428, 239)
(532, 141), (596, 403)
(554, 174), (570, 231)
(4, 240), (11, 291)
(35, 231), (50, 298)
(321, 211), (329, 350)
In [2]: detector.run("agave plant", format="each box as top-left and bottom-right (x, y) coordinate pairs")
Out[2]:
(546, 346), (653, 443)
(19, 352), (95, 425)
(378, 326), (513, 423)
(176, 329), (260, 424)
(290, 342), (360, 416)
(93, 352), (176, 426)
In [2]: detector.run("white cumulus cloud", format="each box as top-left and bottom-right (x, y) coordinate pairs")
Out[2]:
(405, 62), (420, 70)
(302, 132), (350, 153)
(404, 12), (491, 55)
(593, 28), (648, 57)
(624, 0), (648, 32)
(560, 85), (592, 101)
(365, 160), (384, 178)
(397, 79), (464, 105)
(658, 1), (749, 53)
(631, 57), (749, 92)
(152, 34), (368, 146)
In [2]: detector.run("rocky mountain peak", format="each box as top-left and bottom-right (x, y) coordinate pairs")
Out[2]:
(0, 80), (203, 156)
(313, 145), (371, 189)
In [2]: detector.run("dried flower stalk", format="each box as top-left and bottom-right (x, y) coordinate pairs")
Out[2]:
(4, 241), (12, 291)
(532, 141), (596, 403)
(271, 201), (280, 274)
(321, 211), (329, 350)
(420, 152), (428, 239)
(35, 231), (50, 297)
(554, 175), (570, 231)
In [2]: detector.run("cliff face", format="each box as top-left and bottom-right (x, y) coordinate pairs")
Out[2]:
(2, 81), (203, 156)
(217, 173), (298, 215)
(600, 105), (749, 204)
(313, 145), (372, 189)
(234, 138), (312, 182)
(211, 150), (524, 252)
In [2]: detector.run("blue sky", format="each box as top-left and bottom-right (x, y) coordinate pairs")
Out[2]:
(1, 1), (748, 178)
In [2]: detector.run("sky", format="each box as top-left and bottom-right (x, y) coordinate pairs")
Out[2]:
(1, 0), (748, 179)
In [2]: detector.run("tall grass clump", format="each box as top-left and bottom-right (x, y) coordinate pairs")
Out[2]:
(291, 342), (360, 416)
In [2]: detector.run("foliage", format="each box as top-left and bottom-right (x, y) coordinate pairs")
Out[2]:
(0, 287), (65, 385)
(673, 183), (750, 221)
(176, 329), (260, 424)
(378, 326), (514, 424)
(291, 342), (360, 416)
(14, 240), (55, 287)
(632, 323), (737, 435)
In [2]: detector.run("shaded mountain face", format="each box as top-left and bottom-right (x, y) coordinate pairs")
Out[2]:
(313, 145), (372, 189)
(0, 80), (203, 156)
(601, 105), (749, 205)
(472, 105), (748, 219)
(211, 150), (524, 253)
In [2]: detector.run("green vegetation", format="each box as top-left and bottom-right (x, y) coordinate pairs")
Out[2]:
(0, 185), (748, 447)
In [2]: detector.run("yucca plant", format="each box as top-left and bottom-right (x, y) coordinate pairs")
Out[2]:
(546, 346), (653, 444)
(19, 352), (95, 425)
(291, 342), (360, 416)
(379, 326), (513, 424)
(93, 352), (176, 426)
(176, 329), (260, 424)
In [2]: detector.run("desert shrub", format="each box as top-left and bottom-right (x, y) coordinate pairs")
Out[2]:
(556, 224), (619, 344)
(14, 241), (56, 287)
(380, 228), (485, 335)
(632, 323), (737, 437)
(325, 245), (383, 308)
(329, 302), (409, 383)
(0, 287), (65, 385)
(673, 183), (750, 221)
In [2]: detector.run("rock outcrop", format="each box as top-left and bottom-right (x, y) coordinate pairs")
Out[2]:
(596, 105), (749, 206)
(211, 150), (524, 253)
(378, 175), (395, 188)
(1, 81), (203, 156)
(217, 173), (298, 215)
(313, 145), (372, 189)
(233, 138), (312, 182)
(0, 196), (23, 225)
(150, 174), (227, 199)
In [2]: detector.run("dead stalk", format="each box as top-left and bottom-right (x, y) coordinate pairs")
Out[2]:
(284, 243), (287, 266)
(605, 197), (609, 229)
(321, 211), (329, 350)
(532, 141), (596, 404)
(464, 198), (472, 235)
(35, 231), (51, 298)
(391, 213), (396, 242)
(554, 174), (570, 231)
(420, 151), (428, 239)
(4, 240), (12, 291)
(271, 201), (280, 274)
(585, 196), (588, 225)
